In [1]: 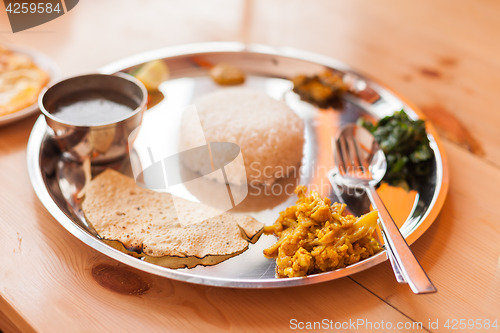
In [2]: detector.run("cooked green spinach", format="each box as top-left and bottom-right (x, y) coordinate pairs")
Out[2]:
(359, 110), (434, 189)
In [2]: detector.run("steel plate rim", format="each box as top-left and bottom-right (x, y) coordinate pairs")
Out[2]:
(27, 42), (448, 288)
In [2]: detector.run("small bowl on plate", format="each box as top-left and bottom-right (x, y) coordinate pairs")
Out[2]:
(39, 73), (147, 164)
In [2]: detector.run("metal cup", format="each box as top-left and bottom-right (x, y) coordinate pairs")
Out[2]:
(39, 73), (147, 164)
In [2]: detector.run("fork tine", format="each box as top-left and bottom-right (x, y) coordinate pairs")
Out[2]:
(359, 142), (372, 172)
(350, 131), (374, 179)
(347, 135), (361, 178)
(335, 138), (347, 175)
(347, 131), (362, 169)
(365, 139), (377, 165)
(339, 135), (353, 175)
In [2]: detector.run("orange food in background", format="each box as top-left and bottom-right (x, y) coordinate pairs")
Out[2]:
(0, 46), (49, 117)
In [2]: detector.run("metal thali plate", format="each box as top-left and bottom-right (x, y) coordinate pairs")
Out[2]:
(27, 42), (448, 288)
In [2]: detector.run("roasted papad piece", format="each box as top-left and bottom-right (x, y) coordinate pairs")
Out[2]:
(82, 169), (263, 269)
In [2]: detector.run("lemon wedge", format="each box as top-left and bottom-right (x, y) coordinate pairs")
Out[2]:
(133, 60), (170, 91)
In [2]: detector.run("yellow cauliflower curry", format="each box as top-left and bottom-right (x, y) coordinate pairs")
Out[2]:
(263, 186), (382, 278)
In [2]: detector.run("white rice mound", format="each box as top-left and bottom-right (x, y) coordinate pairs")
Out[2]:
(181, 88), (304, 185)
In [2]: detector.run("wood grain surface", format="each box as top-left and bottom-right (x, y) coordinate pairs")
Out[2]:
(1, 1), (499, 332)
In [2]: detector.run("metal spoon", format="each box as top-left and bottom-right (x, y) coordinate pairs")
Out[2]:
(331, 123), (437, 294)
(327, 128), (406, 284)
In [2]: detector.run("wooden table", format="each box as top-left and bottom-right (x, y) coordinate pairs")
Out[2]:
(1, 1), (499, 332)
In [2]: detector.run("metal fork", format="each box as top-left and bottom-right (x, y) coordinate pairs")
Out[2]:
(331, 124), (437, 294)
